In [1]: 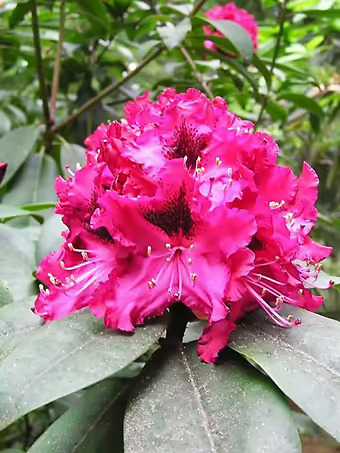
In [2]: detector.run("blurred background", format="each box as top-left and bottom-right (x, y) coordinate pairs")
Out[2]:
(0, 0), (340, 451)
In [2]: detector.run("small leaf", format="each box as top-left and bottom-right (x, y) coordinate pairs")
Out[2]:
(9, 0), (33, 29)
(125, 345), (301, 453)
(76, 0), (110, 34)
(0, 204), (33, 219)
(205, 19), (254, 60)
(0, 311), (166, 429)
(278, 93), (323, 117)
(157, 18), (191, 50)
(28, 379), (128, 453)
(21, 202), (56, 212)
(0, 126), (39, 186)
(266, 100), (288, 122)
(230, 306), (340, 442)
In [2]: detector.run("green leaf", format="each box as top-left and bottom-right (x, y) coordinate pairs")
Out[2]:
(252, 54), (271, 90)
(0, 126), (39, 186)
(35, 214), (65, 264)
(157, 18), (191, 50)
(303, 9), (340, 18)
(9, 0), (33, 29)
(21, 202), (56, 212)
(28, 379), (128, 453)
(0, 311), (166, 429)
(61, 144), (86, 175)
(205, 19), (254, 60)
(278, 93), (324, 117)
(0, 110), (11, 135)
(0, 281), (13, 308)
(0, 204), (33, 219)
(0, 224), (35, 301)
(76, 0), (110, 34)
(124, 345), (301, 453)
(2, 154), (58, 206)
(266, 100), (288, 122)
(229, 306), (340, 442)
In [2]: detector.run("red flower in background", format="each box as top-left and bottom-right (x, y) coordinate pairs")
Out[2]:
(204, 2), (258, 53)
(0, 162), (7, 185)
(34, 89), (333, 363)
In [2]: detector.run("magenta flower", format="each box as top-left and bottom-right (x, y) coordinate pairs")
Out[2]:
(34, 89), (333, 363)
(203, 2), (259, 54)
(0, 162), (7, 185)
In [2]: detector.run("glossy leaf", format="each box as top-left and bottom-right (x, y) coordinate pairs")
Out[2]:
(0, 311), (165, 429)
(205, 19), (254, 60)
(252, 54), (271, 89)
(0, 224), (35, 301)
(229, 306), (340, 442)
(0, 126), (39, 186)
(0, 281), (13, 308)
(9, 0), (33, 29)
(2, 154), (58, 206)
(35, 214), (65, 264)
(125, 344), (301, 453)
(28, 379), (128, 453)
(303, 9), (340, 18)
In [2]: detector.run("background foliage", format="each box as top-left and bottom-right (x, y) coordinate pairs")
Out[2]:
(0, 0), (340, 452)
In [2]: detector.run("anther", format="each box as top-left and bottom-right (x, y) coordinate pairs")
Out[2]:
(216, 157), (222, 168)
(81, 252), (88, 261)
(103, 139), (108, 144)
(188, 257), (193, 265)
(166, 243), (171, 249)
(45, 288), (50, 295)
(148, 280), (155, 289)
(184, 155), (188, 164)
(68, 243), (74, 251)
(174, 292), (180, 299)
(60, 261), (65, 269)
(287, 314), (293, 322)
(227, 167), (233, 177)
(191, 273), (197, 281)
(275, 256), (280, 262)
(298, 288), (304, 295)
(147, 246), (152, 256)
(76, 162), (82, 171)
(39, 284), (44, 293)
(261, 289), (267, 297)
(166, 257), (171, 263)
(190, 244), (195, 251)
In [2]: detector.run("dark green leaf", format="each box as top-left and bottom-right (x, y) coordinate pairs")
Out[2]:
(76, 0), (110, 34)
(28, 379), (128, 453)
(125, 344), (301, 453)
(21, 202), (56, 212)
(0, 311), (166, 429)
(279, 93), (323, 117)
(0, 204), (33, 219)
(266, 100), (288, 122)
(9, 1), (33, 29)
(0, 224), (35, 301)
(229, 306), (340, 442)
(303, 9), (340, 18)
(0, 126), (39, 186)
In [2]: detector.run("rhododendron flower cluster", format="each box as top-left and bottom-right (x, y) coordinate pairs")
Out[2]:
(204, 2), (258, 53)
(34, 88), (333, 363)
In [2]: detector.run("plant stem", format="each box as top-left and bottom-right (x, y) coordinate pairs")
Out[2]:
(31, 0), (50, 129)
(50, 0), (66, 124)
(255, 0), (288, 130)
(50, 46), (163, 134)
(190, 0), (208, 17)
(180, 46), (214, 99)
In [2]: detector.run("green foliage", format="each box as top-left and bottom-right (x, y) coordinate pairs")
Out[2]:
(0, 0), (340, 451)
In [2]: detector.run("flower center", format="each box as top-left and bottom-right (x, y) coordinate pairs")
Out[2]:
(143, 185), (194, 238)
(167, 121), (208, 169)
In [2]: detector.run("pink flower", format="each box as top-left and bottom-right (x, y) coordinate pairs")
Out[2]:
(34, 88), (334, 363)
(204, 2), (258, 54)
